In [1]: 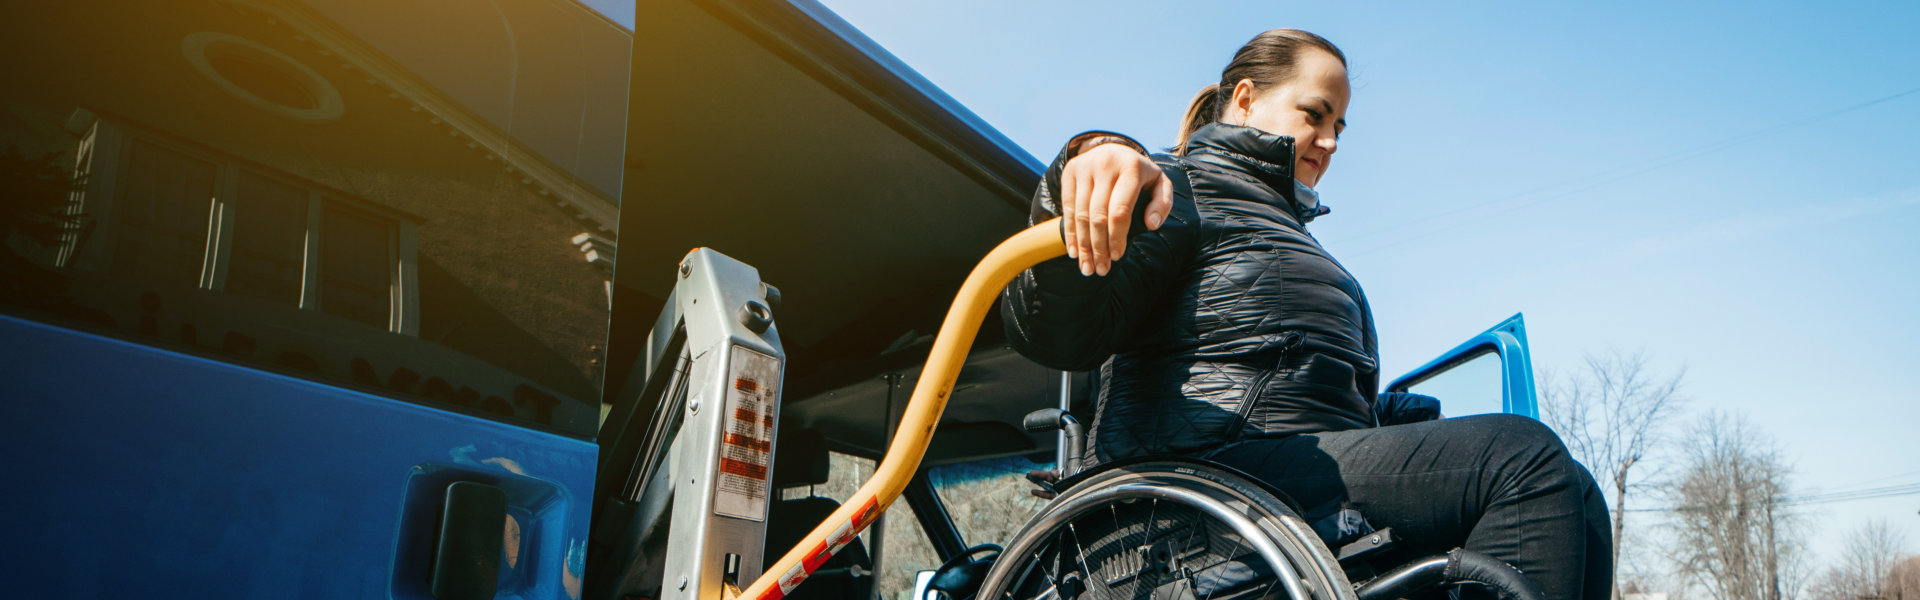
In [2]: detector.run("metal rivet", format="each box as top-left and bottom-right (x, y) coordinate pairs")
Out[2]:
(678, 576), (688, 590)
(689, 399), (700, 414)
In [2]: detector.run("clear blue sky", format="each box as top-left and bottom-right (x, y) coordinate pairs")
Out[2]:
(815, 0), (1920, 579)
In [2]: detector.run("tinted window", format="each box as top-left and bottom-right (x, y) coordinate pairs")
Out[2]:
(794, 451), (938, 599)
(112, 140), (218, 284)
(319, 205), (393, 328)
(225, 172), (308, 305)
(931, 457), (1052, 555)
(0, 0), (631, 436)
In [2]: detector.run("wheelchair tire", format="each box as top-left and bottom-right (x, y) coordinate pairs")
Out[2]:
(975, 459), (1354, 600)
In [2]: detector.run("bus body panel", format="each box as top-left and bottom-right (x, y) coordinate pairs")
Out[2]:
(3, 314), (596, 598)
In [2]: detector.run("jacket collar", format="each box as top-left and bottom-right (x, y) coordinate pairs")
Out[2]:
(1182, 123), (1331, 223)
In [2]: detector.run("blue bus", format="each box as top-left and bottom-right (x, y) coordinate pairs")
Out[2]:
(1, 1), (1535, 598)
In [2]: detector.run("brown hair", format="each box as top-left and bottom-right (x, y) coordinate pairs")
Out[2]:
(1176, 29), (1347, 154)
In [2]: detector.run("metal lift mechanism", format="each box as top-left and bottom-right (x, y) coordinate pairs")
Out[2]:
(608, 248), (790, 600)
(615, 220), (1065, 600)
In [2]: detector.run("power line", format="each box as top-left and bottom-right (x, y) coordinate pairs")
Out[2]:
(1624, 482), (1920, 513)
(1831, 468), (1920, 491)
(1328, 84), (1920, 258)
(1780, 483), (1920, 507)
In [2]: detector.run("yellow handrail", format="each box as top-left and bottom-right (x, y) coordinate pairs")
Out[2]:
(739, 218), (1066, 600)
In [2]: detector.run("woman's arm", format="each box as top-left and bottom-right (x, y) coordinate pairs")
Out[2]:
(1000, 132), (1199, 371)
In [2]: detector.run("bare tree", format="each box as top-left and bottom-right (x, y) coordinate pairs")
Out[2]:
(1542, 350), (1686, 599)
(1891, 556), (1920, 600)
(1665, 411), (1801, 600)
(1809, 519), (1910, 600)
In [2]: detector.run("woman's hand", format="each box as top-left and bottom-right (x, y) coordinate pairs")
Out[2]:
(1061, 142), (1174, 276)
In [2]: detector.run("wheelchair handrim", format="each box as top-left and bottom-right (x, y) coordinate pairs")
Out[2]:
(978, 467), (1352, 600)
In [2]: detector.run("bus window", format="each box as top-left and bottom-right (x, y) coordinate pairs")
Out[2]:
(0, 0), (632, 437)
(931, 457), (1054, 553)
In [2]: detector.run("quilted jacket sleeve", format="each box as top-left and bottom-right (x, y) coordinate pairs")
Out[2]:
(999, 132), (1201, 371)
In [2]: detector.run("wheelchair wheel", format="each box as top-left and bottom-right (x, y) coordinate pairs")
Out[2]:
(975, 459), (1353, 600)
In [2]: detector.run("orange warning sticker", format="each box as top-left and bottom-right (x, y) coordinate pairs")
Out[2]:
(721, 458), (768, 480)
(715, 345), (780, 521)
(725, 433), (772, 452)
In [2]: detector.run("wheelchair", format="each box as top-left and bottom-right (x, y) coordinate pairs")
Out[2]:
(664, 218), (1546, 600)
(942, 414), (1545, 600)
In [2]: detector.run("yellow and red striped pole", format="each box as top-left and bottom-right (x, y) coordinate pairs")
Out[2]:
(737, 219), (1065, 600)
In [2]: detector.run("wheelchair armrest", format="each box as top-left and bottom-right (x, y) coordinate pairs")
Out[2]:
(1021, 408), (1085, 477)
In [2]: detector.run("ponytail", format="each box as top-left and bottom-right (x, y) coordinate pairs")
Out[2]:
(1175, 84), (1223, 156)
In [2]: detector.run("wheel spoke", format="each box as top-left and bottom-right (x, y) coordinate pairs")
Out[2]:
(1201, 522), (1250, 600)
(1034, 548), (1060, 589)
(1139, 498), (1165, 594)
(1142, 497), (1160, 551)
(1178, 506), (1203, 560)
(1029, 542), (1075, 596)
(1066, 523), (1094, 595)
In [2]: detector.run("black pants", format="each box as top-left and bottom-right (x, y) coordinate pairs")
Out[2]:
(1203, 414), (1612, 600)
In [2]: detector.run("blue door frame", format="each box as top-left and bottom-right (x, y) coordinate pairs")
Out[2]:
(1386, 313), (1540, 419)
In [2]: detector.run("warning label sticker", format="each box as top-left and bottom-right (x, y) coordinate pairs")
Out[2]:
(714, 345), (780, 521)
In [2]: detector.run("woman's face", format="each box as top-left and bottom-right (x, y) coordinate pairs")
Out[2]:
(1226, 48), (1350, 188)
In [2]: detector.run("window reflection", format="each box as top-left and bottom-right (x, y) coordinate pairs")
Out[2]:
(113, 140), (217, 285)
(227, 172), (309, 306)
(0, 0), (631, 436)
(320, 205), (393, 329)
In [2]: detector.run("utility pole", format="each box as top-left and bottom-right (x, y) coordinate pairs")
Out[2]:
(1611, 454), (1637, 600)
(1764, 496), (1779, 600)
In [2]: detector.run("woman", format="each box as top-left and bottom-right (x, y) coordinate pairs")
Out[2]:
(1000, 29), (1612, 599)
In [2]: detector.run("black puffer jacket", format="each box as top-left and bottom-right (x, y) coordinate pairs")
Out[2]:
(1001, 123), (1381, 462)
